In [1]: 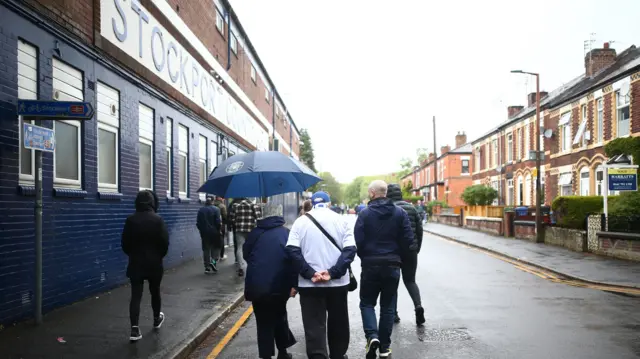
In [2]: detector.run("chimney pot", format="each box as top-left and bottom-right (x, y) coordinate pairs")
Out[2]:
(604, 42), (610, 49)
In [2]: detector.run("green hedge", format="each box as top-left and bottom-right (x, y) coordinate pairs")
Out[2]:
(609, 191), (640, 216)
(551, 196), (617, 229)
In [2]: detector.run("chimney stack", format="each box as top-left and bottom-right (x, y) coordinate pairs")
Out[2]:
(428, 153), (436, 163)
(440, 145), (450, 155)
(585, 42), (617, 77)
(527, 92), (549, 107)
(455, 131), (467, 149)
(508, 105), (524, 119)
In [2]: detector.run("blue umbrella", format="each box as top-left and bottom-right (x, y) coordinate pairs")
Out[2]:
(198, 151), (321, 198)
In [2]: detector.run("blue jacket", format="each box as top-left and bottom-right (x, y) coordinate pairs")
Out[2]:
(354, 197), (414, 267)
(243, 216), (298, 301)
(355, 204), (366, 214)
(197, 204), (221, 237)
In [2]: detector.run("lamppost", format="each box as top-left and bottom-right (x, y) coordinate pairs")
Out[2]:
(511, 70), (544, 243)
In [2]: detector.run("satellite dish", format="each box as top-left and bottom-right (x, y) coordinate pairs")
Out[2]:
(621, 81), (630, 96)
(544, 129), (553, 138)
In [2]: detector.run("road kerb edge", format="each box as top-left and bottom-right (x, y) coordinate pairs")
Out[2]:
(164, 292), (246, 359)
(424, 229), (640, 291)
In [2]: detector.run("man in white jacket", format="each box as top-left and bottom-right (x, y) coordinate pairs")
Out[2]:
(286, 191), (356, 359)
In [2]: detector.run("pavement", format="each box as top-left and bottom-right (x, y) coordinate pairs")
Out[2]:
(191, 231), (640, 359)
(0, 254), (245, 359)
(425, 222), (640, 289)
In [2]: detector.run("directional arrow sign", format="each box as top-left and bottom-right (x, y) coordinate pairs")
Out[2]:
(17, 100), (94, 119)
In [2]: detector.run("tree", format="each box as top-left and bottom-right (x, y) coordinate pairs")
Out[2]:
(461, 185), (498, 206)
(299, 128), (317, 173)
(316, 172), (344, 204)
(344, 176), (364, 206)
(397, 157), (414, 178)
(416, 148), (429, 164)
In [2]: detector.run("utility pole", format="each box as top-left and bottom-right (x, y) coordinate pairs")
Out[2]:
(433, 115), (437, 200)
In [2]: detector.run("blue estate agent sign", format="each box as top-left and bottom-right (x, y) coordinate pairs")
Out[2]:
(608, 168), (638, 192)
(17, 100), (94, 119)
(23, 123), (55, 152)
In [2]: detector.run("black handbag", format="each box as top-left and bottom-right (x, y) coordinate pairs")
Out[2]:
(305, 213), (358, 292)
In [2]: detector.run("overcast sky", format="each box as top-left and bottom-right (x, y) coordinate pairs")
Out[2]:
(230, 0), (638, 183)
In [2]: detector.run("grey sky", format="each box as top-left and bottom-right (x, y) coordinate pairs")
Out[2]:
(230, 0), (638, 183)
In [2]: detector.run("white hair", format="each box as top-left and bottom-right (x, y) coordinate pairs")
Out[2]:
(368, 180), (388, 197)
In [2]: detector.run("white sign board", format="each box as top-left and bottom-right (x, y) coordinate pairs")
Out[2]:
(100, 0), (268, 151)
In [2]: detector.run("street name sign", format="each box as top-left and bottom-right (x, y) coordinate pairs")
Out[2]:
(608, 168), (638, 191)
(17, 100), (94, 119)
(23, 123), (55, 152)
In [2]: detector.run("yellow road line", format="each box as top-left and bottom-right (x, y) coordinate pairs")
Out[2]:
(206, 305), (254, 359)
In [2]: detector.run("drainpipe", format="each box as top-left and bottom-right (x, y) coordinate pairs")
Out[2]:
(225, 8), (231, 71)
(272, 90), (276, 148)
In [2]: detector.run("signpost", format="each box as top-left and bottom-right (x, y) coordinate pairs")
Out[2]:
(17, 100), (94, 325)
(602, 154), (638, 231)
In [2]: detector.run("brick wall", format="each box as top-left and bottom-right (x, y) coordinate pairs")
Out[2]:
(603, 92), (613, 141)
(596, 233), (640, 261)
(514, 221), (536, 241)
(465, 217), (503, 236)
(432, 214), (461, 226)
(23, 0), (94, 43)
(632, 81), (640, 134)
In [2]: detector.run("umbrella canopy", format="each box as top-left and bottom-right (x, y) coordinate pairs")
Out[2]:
(198, 151), (321, 198)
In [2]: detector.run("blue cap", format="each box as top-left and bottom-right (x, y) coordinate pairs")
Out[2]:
(311, 191), (331, 204)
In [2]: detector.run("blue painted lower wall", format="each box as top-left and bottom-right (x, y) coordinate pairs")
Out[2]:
(0, 4), (299, 325)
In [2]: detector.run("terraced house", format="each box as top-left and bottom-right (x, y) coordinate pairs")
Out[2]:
(0, 0), (301, 325)
(472, 43), (640, 206)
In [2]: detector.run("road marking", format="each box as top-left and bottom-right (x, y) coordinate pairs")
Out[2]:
(429, 232), (640, 296)
(206, 305), (254, 359)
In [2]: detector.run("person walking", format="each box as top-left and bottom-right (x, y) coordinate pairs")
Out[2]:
(244, 203), (298, 359)
(229, 197), (262, 277)
(298, 199), (312, 217)
(197, 196), (223, 274)
(214, 196), (228, 260)
(386, 184), (426, 325)
(228, 198), (239, 263)
(355, 180), (414, 358)
(121, 190), (169, 342)
(286, 191), (356, 359)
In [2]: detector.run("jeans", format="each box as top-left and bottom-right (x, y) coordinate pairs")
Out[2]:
(359, 265), (401, 352)
(201, 233), (222, 269)
(235, 232), (248, 271)
(130, 274), (162, 327)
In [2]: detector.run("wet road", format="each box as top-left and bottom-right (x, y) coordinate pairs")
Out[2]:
(191, 221), (640, 359)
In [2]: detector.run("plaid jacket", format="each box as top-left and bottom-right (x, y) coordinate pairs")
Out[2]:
(229, 199), (262, 233)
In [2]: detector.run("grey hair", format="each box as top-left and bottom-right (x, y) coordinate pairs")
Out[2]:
(262, 203), (283, 218)
(368, 180), (388, 197)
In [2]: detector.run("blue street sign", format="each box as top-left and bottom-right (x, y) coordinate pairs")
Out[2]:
(608, 168), (638, 191)
(23, 123), (55, 152)
(17, 100), (94, 119)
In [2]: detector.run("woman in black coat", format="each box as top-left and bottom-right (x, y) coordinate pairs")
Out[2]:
(122, 190), (169, 342)
(244, 203), (297, 359)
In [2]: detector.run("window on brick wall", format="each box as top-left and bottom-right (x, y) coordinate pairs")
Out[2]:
(178, 124), (189, 198)
(230, 33), (238, 55)
(559, 112), (571, 152)
(461, 159), (469, 174)
(524, 174), (531, 206)
(524, 124), (530, 158)
(579, 167), (590, 196)
(97, 82), (120, 192)
(251, 65), (257, 84)
(559, 173), (572, 196)
(18, 40), (37, 184)
(265, 88), (270, 103)
(139, 104), (155, 191)
(53, 59), (83, 189)
(581, 105), (588, 146)
(199, 135), (208, 201)
(596, 98), (604, 143)
(166, 118), (173, 197)
(492, 139), (498, 167)
(517, 128), (522, 159)
(215, 10), (224, 35)
(491, 180), (499, 205)
(475, 147), (480, 172)
(507, 179), (514, 205)
(616, 90), (630, 138)
(485, 143), (490, 169)
(517, 176), (523, 206)
(595, 165), (604, 196)
(507, 133), (513, 162)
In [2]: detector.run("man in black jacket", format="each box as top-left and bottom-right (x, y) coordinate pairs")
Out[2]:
(387, 184), (426, 326)
(122, 190), (169, 342)
(198, 197), (223, 274)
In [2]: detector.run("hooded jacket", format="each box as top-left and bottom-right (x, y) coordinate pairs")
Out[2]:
(243, 216), (297, 301)
(122, 191), (169, 280)
(354, 197), (414, 267)
(387, 184), (424, 252)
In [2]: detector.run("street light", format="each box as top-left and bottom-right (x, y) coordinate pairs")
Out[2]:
(511, 69), (544, 243)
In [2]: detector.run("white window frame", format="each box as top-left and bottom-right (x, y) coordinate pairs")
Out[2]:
(507, 133), (513, 162)
(199, 135), (208, 201)
(178, 124), (189, 198)
(215, 10), (224, 34)
(492, 139), (498, 167)
(461, 159), (469, 175)
(579, 167), (590, 196)
(524, 174), (531, 206)
(491, 180), (499, 205)
(53, 119), (82, 188)
(596, 98), (604, 143)
(524, 124), (530, 159)
(230, 33), (238, 55)
(507, 179), (514, 206)
(265, 88), (270, 102)
(559, 113), (572, 153)
(559, 173), (573, 196)
(517, 176), (524, 206)
(139, 138), (154, 191)
(19, 117), (35, 183)
(616, 90), (630, 138)
(251, 65), (257, 84)
(138, 104), (155, 191)
(166, 117), (173, 197)
(475, 147), (481, 172)
(209, 140), (218, 175)
(517, 128), (522, 160)
(18, 40), (37, 184)
(485, 143), (490, 169)
(595, 165), (604, 196)
(581, 105), (588, 146)
(97, 122), (119, 191)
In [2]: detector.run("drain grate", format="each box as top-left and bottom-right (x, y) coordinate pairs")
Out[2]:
(417, 328), (471, 342)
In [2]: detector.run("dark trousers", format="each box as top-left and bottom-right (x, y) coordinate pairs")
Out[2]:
(130, 274), (162, 327)
(359, 266), (401, 352)
(201, 233), (222, 269)
(252, 296), (296, 358)
(233, 231), (238, 262)
(300, 287), (350, 359)
(400, 252), (422, 308)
